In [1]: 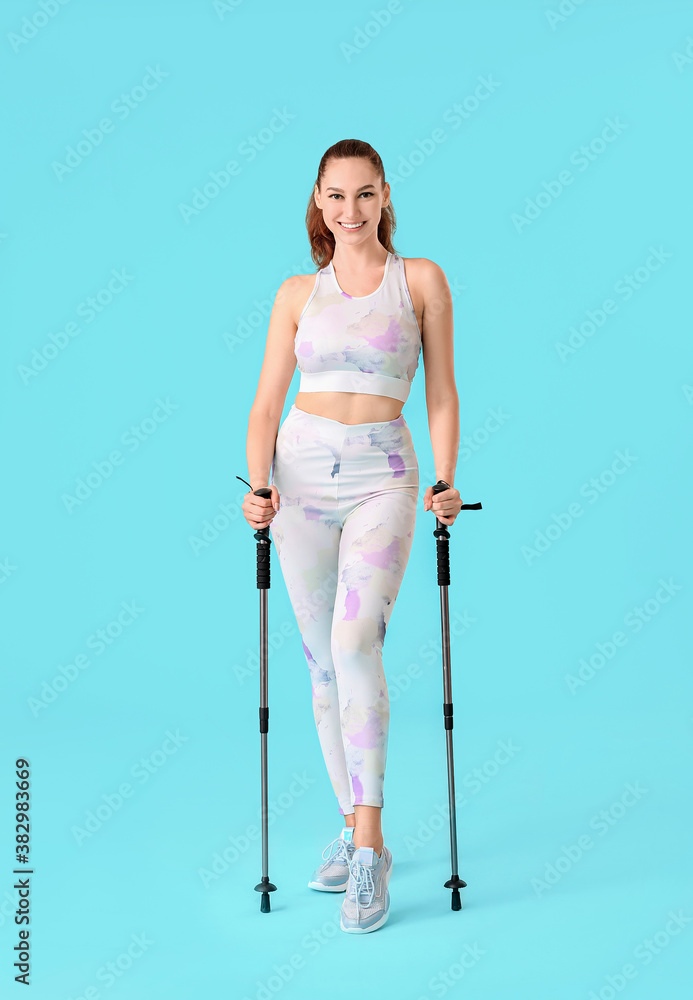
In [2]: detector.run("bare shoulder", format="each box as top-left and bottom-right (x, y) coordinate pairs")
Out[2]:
(274, 272), (315, 326)
(400, 257), (449, 299)
(401, 256), (447, 279)
(274, 271), (320, 326)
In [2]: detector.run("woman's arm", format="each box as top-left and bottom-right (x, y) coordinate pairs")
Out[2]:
(418, 259), (462, 524)
(242, 277), (299, 528)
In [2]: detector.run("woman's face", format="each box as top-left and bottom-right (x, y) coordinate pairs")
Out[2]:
(314, 158), (390, 247)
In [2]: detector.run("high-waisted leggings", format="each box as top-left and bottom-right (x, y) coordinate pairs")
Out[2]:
(269, 403), (419, 815)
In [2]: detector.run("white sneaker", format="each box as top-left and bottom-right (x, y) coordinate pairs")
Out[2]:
(307, 827), (356, 892)
(340, 845), (393, 933)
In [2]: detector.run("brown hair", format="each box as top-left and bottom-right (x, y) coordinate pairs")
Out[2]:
(305, 139), (397, 270)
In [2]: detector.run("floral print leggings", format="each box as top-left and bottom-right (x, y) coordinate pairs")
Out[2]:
(269, 403), (419, 815)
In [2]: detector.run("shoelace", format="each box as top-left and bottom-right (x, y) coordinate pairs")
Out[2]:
(347, 858), (376, 917)
(320, 836), (351, 867)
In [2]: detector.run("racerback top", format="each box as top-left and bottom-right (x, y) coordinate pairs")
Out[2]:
(294, 251), (422, 403)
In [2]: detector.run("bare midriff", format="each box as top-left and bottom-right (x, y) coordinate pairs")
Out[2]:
(294, 391), (403, 425)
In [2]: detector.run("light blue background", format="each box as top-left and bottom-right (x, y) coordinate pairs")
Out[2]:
(2, 1), (692, 997)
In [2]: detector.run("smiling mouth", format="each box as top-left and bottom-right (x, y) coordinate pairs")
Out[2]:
(338, 221), (365, 230)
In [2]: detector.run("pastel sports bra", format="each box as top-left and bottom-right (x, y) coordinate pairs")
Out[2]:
(294, 252), (422, 403)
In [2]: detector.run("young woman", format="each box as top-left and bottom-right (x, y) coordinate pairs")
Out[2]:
(242, 138), (462, 933)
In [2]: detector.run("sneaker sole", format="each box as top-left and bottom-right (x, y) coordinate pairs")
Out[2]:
(340, 855), (393, 934)
(307, 878), (348, 892)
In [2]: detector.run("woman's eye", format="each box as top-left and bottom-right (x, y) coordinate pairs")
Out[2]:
(328, 192), (374, 199)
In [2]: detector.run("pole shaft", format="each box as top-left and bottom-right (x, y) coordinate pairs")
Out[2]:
(440, 583), (459, 878)
(260, 588), (268, 880)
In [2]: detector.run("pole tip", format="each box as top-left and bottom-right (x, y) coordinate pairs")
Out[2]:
(260, 893), (271, 913)
(451, 888), (462, 911)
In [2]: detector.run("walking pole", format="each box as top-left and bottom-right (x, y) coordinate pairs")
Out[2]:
(237, 475), (277, 913)
(431, 479), (482, 911)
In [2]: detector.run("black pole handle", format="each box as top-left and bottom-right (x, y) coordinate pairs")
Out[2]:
(431, 480), (483, 512)
(237, 475), (273, 589)
(431, 480), (482, 587)
(253, 487), (272, 590)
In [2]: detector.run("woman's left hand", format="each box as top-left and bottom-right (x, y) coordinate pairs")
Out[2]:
(423, 484), (463, 525)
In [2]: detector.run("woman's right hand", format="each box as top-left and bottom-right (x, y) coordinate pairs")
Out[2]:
(242, 484), (281, 529)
